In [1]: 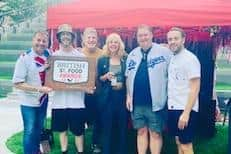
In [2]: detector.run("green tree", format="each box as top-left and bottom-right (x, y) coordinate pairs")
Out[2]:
(1, 0), (46, 23)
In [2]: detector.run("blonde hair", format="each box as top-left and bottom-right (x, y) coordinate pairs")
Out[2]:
(103, 33), (126, 58)
(81, 27), (98, 47)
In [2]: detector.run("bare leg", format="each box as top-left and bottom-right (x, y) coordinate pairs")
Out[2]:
(75, 135), (84, 153)
(137, 127), (148, 154)
(181, 143), (194, 154)
(149, 130), (162, 154)
(59, 131), (68, 152)
(175, 137), (183, 154)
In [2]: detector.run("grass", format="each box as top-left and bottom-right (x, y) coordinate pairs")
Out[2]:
(6, 124), (228, 154)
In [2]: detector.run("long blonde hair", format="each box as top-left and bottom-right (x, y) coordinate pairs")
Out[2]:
(103, 33), (126, 58)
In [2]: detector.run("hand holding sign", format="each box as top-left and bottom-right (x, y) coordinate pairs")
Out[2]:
(84, 86), (96, 94)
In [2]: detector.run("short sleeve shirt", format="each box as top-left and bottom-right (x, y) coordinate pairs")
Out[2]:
(168, 49), (201, 112)
(51, 49), (86, 109)
(12, 48), (50, 107)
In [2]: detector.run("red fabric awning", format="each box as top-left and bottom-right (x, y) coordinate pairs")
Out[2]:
(47, 0), (231, 29)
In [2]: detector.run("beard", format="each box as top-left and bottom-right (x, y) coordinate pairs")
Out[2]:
(34, 45), (46, 55)
(61, 39), (72, 48)
(170, 45), (183, 55)
(139, 41), (152, 50)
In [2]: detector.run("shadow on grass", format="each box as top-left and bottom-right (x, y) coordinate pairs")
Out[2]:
(6, 125), (228, 154)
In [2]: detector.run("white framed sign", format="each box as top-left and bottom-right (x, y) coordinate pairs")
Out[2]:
(45, 56), (96, 90)
(53, 60), (89, 84)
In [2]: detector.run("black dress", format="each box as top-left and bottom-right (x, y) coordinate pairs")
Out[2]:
(96, 55), (128, 154)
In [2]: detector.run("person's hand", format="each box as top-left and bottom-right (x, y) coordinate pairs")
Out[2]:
(103, 72), (114, 81)
(178, 112), (190, 130)
(126, 95), (133, 112)
(38, 86), (53, 94)
(44, 62), (50, 70)
(215, 106), (221, 121)
(112, 82), (123, 90)
(84, 86), (96, 94)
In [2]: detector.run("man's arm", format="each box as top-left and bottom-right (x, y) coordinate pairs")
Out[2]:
(178, 77), (200, 130)
(14, 82), (52, 93)
(126, 77), (133, 112)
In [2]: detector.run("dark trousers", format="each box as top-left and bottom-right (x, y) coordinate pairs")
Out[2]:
(85, 94), (102, 145)
(101, 90), (128, 154)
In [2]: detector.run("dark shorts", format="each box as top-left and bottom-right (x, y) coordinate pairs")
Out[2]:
(167, 110), (198, 144)
(131, 105), (166, 133)
(51, 108), (86, 136)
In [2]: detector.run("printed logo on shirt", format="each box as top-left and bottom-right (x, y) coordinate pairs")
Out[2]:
(148, 56), (166, 68)
(173, 68), (186, 81)
(127, 59), (136, 70)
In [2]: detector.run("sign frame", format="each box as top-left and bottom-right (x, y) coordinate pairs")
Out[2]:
(45, 56), (96, 90)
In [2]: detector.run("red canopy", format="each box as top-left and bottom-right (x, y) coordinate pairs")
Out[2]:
(47, 0), (231, 29)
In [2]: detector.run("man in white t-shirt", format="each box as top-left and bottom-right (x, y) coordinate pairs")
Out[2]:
(12, 31), (52, 154)
(167, 27), (201, 154)
(51, 24), (94, 154)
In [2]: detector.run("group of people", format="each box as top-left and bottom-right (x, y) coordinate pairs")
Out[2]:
(13, 24), (201, 154)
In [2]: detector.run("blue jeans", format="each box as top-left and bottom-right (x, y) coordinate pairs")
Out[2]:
(20, 99), (48, 154)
